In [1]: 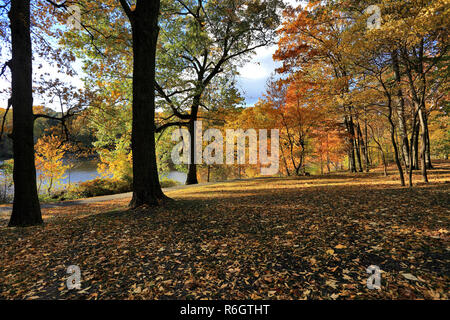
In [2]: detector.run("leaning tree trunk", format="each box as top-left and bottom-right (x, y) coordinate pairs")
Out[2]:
(128, 0), (168, 208)
(8, 0), (42, 227)
(387, 101), (405, 186)
(352, 119), (363, 172)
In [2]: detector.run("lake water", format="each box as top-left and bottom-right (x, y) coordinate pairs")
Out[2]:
(0, 159), (187, 195)
(60, 159), (102, 186)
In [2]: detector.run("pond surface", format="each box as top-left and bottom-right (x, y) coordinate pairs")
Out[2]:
(0, 159), (187, 195)
(60, 159), (102, 187)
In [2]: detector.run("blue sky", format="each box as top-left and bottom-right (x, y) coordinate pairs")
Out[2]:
(236, 45), (281, 106)
(0, 0), (301, 110)
(0, 44), (281, 110)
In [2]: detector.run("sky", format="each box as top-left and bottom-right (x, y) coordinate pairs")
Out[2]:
(0, 0), (301, 110)
(236, 0), (301, 106)
(236, 45), (280, 106)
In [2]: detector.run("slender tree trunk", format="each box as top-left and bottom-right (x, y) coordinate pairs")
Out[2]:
(357, 122), (368, 172)
(424, 111), (433, 169)
(418, 107), (429, 183)
(280, 143), (290, 176)
(364, 118), (370, 172)
(374, 145), (388, 177)
(127, 0), (168, 208)
(381, 149), (388, 176)
(354, 123), (363, 172)
(413, 123), (419, 170)
(8, 0), (42, 227)
(407, 111), (419, 187)
(369, 125), (387, 177)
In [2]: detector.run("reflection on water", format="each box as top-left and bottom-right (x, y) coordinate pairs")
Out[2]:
(60, 159), (101, 186)
(0, 159), (187, 195)
(166, 171), (187, 184)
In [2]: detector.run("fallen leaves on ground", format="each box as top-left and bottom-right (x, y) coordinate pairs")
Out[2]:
(0, 164), (449, 300)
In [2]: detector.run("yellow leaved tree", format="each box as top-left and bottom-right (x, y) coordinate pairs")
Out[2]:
(35, 134), (70, 195)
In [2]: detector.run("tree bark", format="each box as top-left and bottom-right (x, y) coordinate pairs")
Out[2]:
(392, 50), (410, 168)
(364, 117), (370, 172)
(407, 111), (419, 187)
(353, 121), (363, 172)
(186, 103), (200, 185)
(413, 124), (419, 170)
(387, 100), (405, 186)
(424, 111), (433, 169)
(124, 0), (169, 208)
(280, 143), (291, 176)
(344, 113), (356, 173)
(418, 107), (429, 183)
(8, 0), (43, 227)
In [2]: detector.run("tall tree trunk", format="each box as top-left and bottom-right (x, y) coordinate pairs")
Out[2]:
(186, 103), (199, 185)
(387, 101), (405, 186)
(418, 107), (429, 183)
(364, 117), (370, 172)
(424, 111), (433, 169)
(357, 122), (368, 172)
(413, 123), (419, 170)
(8, 0), (42, 227)
(344, 113), (356, 173)
(353, 121), (363, 172)
(392, 50), (410, 168)
(407, 111), (419, 187)
(126, 0), (168, 208)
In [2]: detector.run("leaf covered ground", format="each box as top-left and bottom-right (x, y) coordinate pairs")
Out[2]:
(0, 164), (449, 300)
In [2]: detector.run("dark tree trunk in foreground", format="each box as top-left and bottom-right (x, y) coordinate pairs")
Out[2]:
(119, 0), (168, 207)
(8, 0), (42, 227)
(387, 102), (405, 186)
(186, 103), (199, 185)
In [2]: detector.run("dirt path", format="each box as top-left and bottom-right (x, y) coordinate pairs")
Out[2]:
(0, 179), (250, 218)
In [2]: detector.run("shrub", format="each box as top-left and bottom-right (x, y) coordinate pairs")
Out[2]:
(0, 160), (14, 203)
(74, 178), (132, 198)
(160, 178), (179, 188)
(70, 177), (179, 199)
